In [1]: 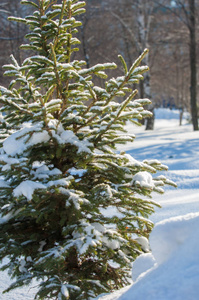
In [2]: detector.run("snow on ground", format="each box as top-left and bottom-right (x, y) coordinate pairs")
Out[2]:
(1, 108), (199, 299)
(97, 108), (199, 300)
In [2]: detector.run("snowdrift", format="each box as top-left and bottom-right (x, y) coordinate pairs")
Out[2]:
(99, 212), (199, 300)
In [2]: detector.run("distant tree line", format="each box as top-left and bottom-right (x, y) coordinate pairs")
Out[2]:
(0, 0), (198, 129)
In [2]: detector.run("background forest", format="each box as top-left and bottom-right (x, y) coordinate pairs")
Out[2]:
(0, 0), (199, 125)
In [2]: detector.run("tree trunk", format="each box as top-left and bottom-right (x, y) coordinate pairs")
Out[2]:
(179, 107), (184, 126)
(80, 18), (90, 68)
(146, 107), (155, 130)
(143, 55), (155, 130)
(189, 0), (198, 130)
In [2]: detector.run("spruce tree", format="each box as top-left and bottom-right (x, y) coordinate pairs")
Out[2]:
(0, 1), (176, 299)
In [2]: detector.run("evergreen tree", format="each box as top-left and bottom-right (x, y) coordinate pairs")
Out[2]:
(0, 1), (176, 299)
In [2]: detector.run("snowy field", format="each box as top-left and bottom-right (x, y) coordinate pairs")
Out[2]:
(1, 108), (199, 300)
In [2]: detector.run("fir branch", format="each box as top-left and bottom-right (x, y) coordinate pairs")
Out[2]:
(53, 0), (67, 50)
(50, 43), (64, 100)
(94, 90), (138, 146)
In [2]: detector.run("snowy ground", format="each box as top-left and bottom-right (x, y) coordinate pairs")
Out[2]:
(1, 108), (199, 300)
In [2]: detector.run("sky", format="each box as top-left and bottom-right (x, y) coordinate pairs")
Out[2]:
(1, 108), (199, 300)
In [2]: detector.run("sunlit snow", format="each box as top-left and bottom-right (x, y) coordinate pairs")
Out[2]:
(3, 123), (50, 156)
(13, 180), (46, 201)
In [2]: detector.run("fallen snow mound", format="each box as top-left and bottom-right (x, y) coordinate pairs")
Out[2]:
(99, 212), (199, 300)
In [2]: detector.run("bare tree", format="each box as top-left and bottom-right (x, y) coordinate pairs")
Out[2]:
(0, 0), (30, 86)
(155, 0), (198, 130)
(188, 0), (198, 130)
(107, 0), (157, 129)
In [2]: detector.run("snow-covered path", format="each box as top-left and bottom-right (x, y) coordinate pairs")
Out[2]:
(98, 109), (199, 300)
(1, 109), (199, 299)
